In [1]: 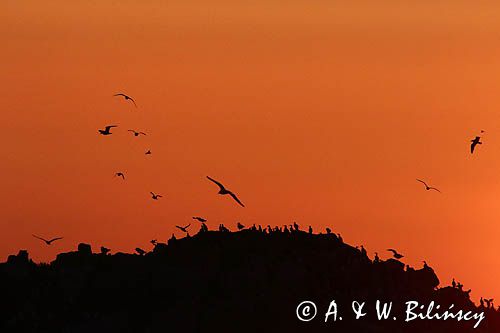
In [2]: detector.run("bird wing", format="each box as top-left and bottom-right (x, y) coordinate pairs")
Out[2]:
(139, 132), (147, 135)
(127, 129), (136, 133)
(129, 97), (137, 107)
(120, 174), (125, 179)
(48, 237), (63, 243)
(183, 224), (191, 229)
(206, 176), (225, 190)
(105, 125), (117, 131)
(471, 142), (476, 153)
(32, 234), (47, 242)
(429, 187), (441, 193)
(150, 192), (155, 196)
(113, 93), (125, 97)
(175, 226), (183, 230)
(416, 179), (428, 187)
(387, 249), (396, 254)
(228, 191), (245, 207)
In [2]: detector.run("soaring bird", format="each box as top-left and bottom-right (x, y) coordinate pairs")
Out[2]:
(98, 125), (117, 135)
(192, 217), (207, 223)
(471, 136), (482, 154)
(114, 93), (137, 107)
(128, 129), (146, 137)
(115, 172), (125, 180)
(145, 150), (152, 155)
(387, 249), (404, 259)
(237, 222), (245, 230)
(150, 192), (162, 200)
(32, 235), (63, 245)
(416, 179), (440, 193)
(176, 224), (191, 233)
(206, 176), (245, 207)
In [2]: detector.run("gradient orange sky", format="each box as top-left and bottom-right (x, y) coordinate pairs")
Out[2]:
(3, 1), (500, 301)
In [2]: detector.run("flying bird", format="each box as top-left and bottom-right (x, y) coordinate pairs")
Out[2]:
(176, 224), (191, 233)
(150, 192), (162, 200)
(114, 93), (137, 107)
(416, 179), (440, 193)
(192, 217), (207, 223)
(145, 150), (152, 155)
(98, 125), (117, 135)
(471, 136), (482, 154)
(387, 249), (404, 259)
(128, 130), (146, 137)
(206, 176), (245, 207)
(237, 222), (245, 230)
(32, 235), (63, 245)
(115, 172), (125, 180)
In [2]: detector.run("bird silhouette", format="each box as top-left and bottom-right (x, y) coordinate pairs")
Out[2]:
(114, 93), (137, 107)
(115, 172), (125, 180)
(32, 235), (63, 245)
(145, 150), (152, 155)
(150, 192), (162, 200)
(387, 249), (404, 259)
(98, 125), (117, 135)
(471, 136), (482, 154)
(192, 217), (207, 223)
(206, 176), (245, 207)
(128, 130), (146, 137)
(176, 224), (191, 233)
(416, 179), (440, 192)
(237, 222), (245, 230)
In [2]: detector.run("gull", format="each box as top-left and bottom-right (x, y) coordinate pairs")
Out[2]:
(237, 222), (245, 230)
(192, 217), (207, 223)
(32, 235), (63, 245)
(176, 224), (191, 233)
(387, 249), (404, 259)
(150, 192), (162, 200)
(98, 125), (117, 135)
(416, 179), (440, 193)
(206, 176), (245, 207)
(115, 172), (125, 180)
(128, 130), (147, 137)
(145, 150), (152, 155)
(471, 136), (482, 154)
(114, 93), (137, 107)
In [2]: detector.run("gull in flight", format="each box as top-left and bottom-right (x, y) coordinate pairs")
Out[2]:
(32, 235), (63, 245)
(192, 217), (207, 222)
(176, 224), (191, 233)
(128, 130), (146, 137)
(471, 136), (482, 154)
(206, 176), (245, 207)
(115, 172), (125, 180)
(416, 179), (440, 193)
(387, 249), (404, 259)
(114, 93), (137, 107)
(150, 192), (162, 200)
(98, 125), (117, 136)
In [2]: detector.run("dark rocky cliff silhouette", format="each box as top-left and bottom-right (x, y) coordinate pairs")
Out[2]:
(1, 226), (499, 332)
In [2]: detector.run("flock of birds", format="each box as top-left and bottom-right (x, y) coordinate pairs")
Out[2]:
(31, 93), (486, 264)
(32, 93), (245, 247)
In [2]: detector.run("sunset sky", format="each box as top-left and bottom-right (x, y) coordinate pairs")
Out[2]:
(3, 1), (500, 301)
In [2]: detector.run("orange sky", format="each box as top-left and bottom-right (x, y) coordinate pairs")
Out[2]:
(2, 1), (500, 301)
